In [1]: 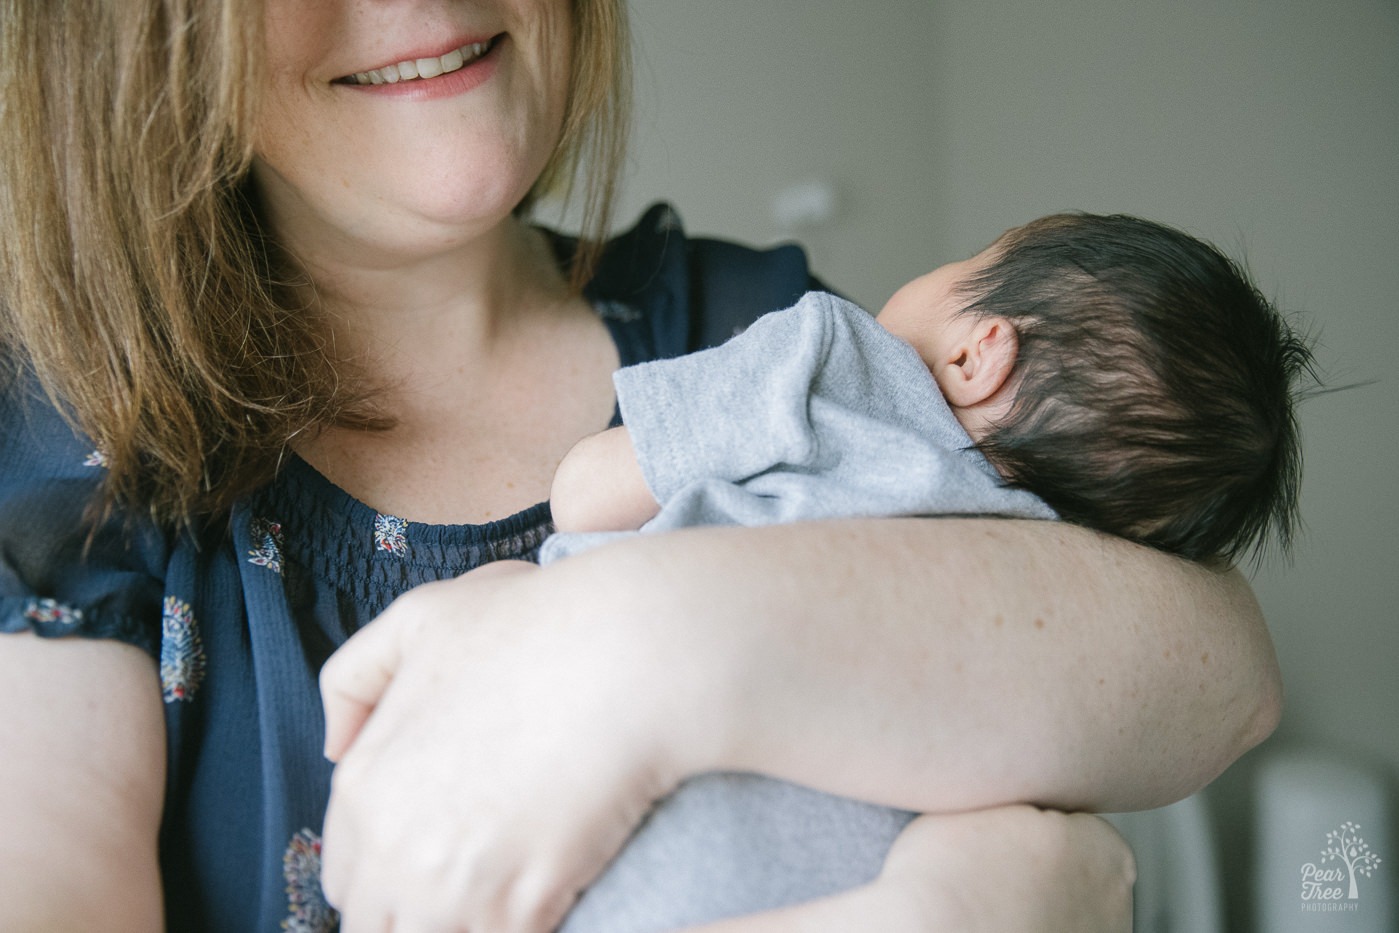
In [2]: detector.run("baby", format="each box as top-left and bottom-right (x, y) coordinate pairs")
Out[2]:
(546, 212), (1312, 933)
(546, 211), (1311, 567)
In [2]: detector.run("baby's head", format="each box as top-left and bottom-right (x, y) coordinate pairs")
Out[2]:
(878, 212), (1314, 564)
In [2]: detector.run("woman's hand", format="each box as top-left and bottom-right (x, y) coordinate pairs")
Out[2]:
(319, 559), (709, 932)
(318, 512), (1275, 930)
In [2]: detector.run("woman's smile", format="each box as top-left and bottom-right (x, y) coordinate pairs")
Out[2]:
(252, 0), (573, 260)
(335, 34), (504, 90)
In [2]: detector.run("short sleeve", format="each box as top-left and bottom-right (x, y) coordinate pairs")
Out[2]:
(615, 294), (844, 503)
(0, 372), (168, 656)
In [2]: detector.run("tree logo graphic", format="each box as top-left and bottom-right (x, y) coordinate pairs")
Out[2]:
(1301, 821), (1383, 903)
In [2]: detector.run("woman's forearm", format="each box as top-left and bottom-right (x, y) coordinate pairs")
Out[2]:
(318, 516), (1271, 925)
(558, 516), (1280, 813)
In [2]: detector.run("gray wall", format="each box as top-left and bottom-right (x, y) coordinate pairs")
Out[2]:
(606, 0), (1399, 925)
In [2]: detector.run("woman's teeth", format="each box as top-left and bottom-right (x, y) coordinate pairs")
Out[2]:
(349, 40), (492, 86)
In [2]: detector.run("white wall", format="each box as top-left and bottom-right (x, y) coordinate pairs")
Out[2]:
(614, 0), (1399, 925)
(616, 0), (948, 306)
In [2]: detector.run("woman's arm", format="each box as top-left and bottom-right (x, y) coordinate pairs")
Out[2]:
(609, 517), (1279, 813)
(0, 632), (166, 930)
(319, 516), (1275, 929)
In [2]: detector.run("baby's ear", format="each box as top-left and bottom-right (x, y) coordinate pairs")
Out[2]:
(936, 316), (1018, 408)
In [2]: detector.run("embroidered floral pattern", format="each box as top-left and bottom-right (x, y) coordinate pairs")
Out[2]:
(282, 829), (338, 933)
(83, 449), (109, 468)
(23, 598), (83, 627)
(160, 596), (206, 703)
(248, 517), (285, 573)
(373, 513), (410, 556)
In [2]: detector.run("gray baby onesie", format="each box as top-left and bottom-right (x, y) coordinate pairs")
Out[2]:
(552, 291), (1054, 932)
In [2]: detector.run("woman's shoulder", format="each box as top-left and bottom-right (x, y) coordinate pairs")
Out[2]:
(578, 203), (825, 354)
(0, 364), (109, 487)
(0, 365), (168, 656)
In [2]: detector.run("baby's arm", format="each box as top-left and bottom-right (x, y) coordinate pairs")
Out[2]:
(550, 426), (661, 534)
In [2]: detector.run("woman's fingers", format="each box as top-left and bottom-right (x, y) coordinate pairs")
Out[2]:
(317, 558), (674, 932)
(319, 599), (411, 763)
(320, 560), (538, 761)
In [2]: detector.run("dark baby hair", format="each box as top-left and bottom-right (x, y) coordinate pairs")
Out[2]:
(963, 213), (1314, 564)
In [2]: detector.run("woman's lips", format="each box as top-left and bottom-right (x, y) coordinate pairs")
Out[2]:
(335, 35), (502, 86)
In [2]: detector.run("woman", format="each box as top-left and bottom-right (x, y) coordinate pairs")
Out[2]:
(0, 0), (1274, 930)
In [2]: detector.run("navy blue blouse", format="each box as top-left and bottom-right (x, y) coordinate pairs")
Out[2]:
(0, 205), (818, 932)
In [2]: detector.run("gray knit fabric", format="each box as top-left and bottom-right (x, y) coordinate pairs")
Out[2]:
(553, 292), (1053, 932)
(544, 290), (1052, 565)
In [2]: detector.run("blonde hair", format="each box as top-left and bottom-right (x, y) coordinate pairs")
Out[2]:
(529, 0), (632, 288)
(0, 0), (633, 524)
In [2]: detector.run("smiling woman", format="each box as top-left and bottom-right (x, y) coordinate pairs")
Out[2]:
(253, 0), (575, 263)
(0, 1), (1276, 931)
(0, 0), (628, 523)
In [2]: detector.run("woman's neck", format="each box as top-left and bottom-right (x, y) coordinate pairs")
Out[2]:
(295, 216), (566, 385)
(285, 214), (622, 524)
